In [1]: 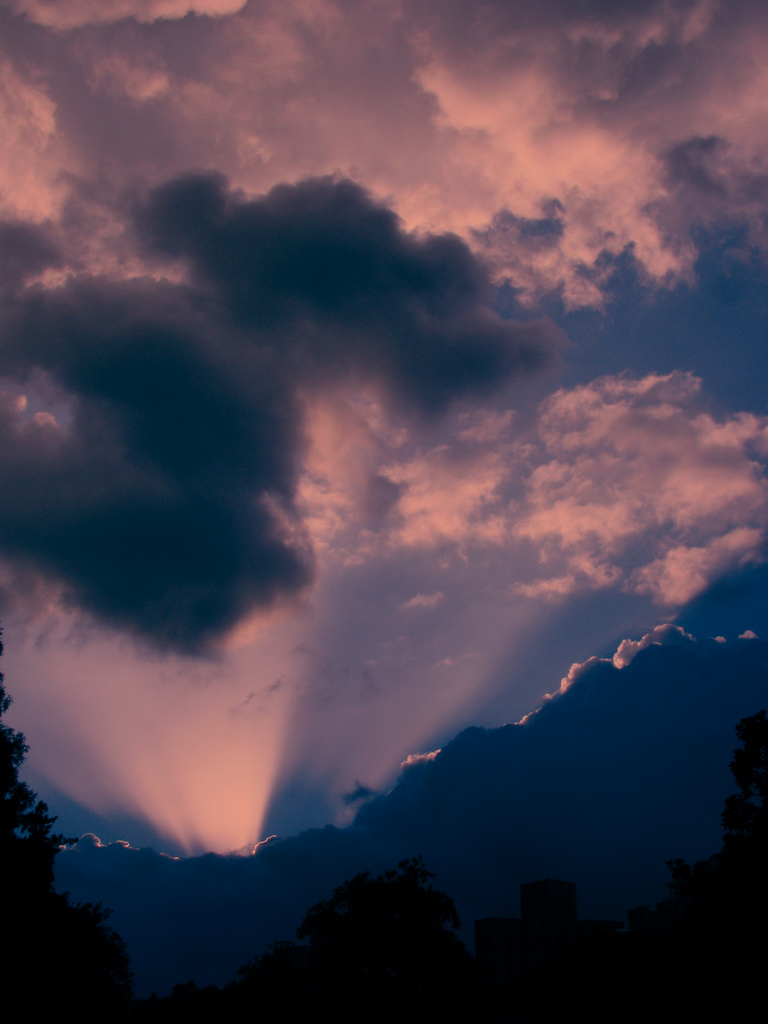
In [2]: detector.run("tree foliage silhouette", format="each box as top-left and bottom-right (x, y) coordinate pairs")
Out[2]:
(668, 708), (768, 894)
(0, 631), (133, 1018)
(297, 856), (477, 1021)
(721, 708), (768, 852)
(233, 857), (480, 1023)
(663, 709), (768, 1023)
(297, 855), (462, 961)
(0, 644), (72, 895)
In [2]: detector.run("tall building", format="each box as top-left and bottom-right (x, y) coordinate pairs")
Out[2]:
(520, 878), (578, 970)
(475, 878), (620, 986)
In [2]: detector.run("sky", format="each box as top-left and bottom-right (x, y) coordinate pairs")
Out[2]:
(1, 0), (768, 994)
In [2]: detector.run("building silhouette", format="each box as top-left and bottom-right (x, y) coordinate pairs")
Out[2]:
(475, 878), (621, 986)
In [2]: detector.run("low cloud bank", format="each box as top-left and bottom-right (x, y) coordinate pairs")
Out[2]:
(56, 627), (768, 995)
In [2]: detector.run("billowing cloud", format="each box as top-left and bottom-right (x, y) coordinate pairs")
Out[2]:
(612, 622), (697, 670)
(135, 173), (549, 412)
(0, 276), (311, 654)
(0, 174), (551, 652)
(55, 628), (768, 995)
(408, 0), (768, 302)
(301, 370), (768, 608)
(0, 5), (766, 979)
(549, 622), (699, 702)
(400, 748), (440, 769)
(2, 1), (767, 305)
(658, 134), (768, 254)
(511, 373), (768, 602)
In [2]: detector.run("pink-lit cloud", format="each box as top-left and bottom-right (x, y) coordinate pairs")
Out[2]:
(511, 373), (768, 602)
(611, 622), (698, 671)
(2, 1), (767, 303)
(0, 0), (767, 874)
(300, 370), (768, 610)
(0, 59), (64, 220)
(5, 344), (766, 855)
(409, 0), (768, 301)
(399, 592), (445, 612)
(245, 367), (768, 829)
(9, 0), (248, 28)
(550, 622), (699, 702)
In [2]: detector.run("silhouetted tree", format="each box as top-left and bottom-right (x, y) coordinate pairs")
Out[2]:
(230, 941), (312, 1022)
(294, 856), (479, 1022)
(0, 631), (133, 1018)
(0, 645), (71, 894)
(664, 709), (768, 1022)
(668, 708), (768, 894)
(132, 981), (227, 1024)
(722, 708), (768, 854)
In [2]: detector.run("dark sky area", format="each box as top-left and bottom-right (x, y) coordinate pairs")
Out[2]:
(0, 0), (767, 996)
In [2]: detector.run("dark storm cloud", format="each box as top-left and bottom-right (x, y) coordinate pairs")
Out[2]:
(137, 174), (550, 413)
(659, 135), (768, 252)
(666, 136), (730, 197)
(0, 276), (308, 652)
(0, 220), (60, 293)
(348, 629), (768, 929)
(406, 0), (721, 65)
(0, 175), (552, 652)
(56, 629), (768, 995)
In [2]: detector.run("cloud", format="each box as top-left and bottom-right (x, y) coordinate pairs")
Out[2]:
(408, 0), (768, 302)
(399, 592), (445, 612)
(351, 626), (768, 924)
(511, 373), (768, 603)
(3, 1), (767, 305)
(400, 749), (440, 770)
(611, 622), (697, 670)
(546, 622), (700, 702)
(656, 133), (768, 253)
(0, 275), (312, 654)
(302, 369), (768, 610)
(8, 0), (248, 28)
(1, 7), (767, 973)
(0, 173), (551, 652)
(631, 528), (764, 605)
(136, 173), (550, 413)
(0, 219), (60, 292)
(55, 627), (768, 995)
(341, 782), (376, 807)
(383, 445), (513, 549)
(0, 59), (62, 220)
